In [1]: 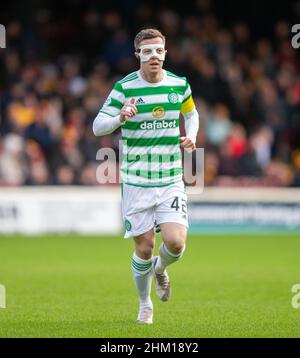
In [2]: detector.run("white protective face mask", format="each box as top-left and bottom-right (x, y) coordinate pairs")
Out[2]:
(137, 44), (166, 62)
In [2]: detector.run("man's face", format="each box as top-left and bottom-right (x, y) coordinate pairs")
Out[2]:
(135, 37), (166, 74)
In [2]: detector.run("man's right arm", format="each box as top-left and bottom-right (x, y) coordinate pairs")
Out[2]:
(93, 82), (137, 136)
(92, 111), (122, 137)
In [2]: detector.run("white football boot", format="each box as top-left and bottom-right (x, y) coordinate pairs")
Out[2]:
(136, 305), (153, 324)
(153, 256), (171, 302)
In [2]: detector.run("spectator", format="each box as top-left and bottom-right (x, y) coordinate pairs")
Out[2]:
(0, 2), (299, 187)
(206, 103), (232, 146)
(0, 134), (27, 185)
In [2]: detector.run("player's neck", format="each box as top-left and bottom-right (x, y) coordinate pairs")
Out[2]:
(140, 69), (164, 83)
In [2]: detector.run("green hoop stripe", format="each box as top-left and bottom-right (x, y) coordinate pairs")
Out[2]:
(122, 136), (180, 147)
(132, 261), (152, 271)
(124, 181), (177, 188)
(122, 167), (182, 179)
(134, 102), (181, 113)
(113, 82), (124, 94)
(108, 98), (123, 110)
(132, 259), (152, 268)
(132, 265), (151, 272)
(124, 151), (182, 163)
(123, 86), (186, 97)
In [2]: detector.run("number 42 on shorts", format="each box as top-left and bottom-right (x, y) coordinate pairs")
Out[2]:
(170, 196), (187, 213)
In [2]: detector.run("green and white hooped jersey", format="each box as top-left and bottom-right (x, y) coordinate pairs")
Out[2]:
(99, 70), (193, 187)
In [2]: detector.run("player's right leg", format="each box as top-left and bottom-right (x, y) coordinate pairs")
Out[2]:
(133, 229), (155, 324)
(121, 183), (156, 324)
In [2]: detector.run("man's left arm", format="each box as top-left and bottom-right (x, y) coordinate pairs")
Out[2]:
(180, 81), (199, 151)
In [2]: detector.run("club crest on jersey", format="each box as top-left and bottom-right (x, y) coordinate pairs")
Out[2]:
(152, 106), (165, 119)
(168, 92), (179, 104)
(125, 219), (132, 231)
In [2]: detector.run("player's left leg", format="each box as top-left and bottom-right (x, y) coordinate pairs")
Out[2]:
(159, 222), (187, 258)
(153, 223), (187, 301)
(153, 180), (188, 301)
(158, 222), (187, 269)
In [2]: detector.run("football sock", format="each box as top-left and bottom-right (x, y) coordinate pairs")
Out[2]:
(132, 253), (153, 308)
(155, 243), (185, 274)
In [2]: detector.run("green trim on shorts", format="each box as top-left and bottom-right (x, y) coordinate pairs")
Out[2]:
(123, 180), (181, 188)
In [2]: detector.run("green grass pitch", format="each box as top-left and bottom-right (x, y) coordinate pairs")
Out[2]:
(0, 233), (300, 338)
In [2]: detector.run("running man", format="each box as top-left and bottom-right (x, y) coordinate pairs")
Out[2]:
(93, 28), (199, 324)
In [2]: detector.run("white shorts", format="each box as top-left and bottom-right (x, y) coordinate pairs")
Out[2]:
(121, 180), (188, 239)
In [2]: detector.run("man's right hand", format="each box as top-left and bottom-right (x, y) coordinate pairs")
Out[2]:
(120, 98), (137, 124)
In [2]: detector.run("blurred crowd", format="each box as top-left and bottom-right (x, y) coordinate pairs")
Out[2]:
(0, 0), (300, 186)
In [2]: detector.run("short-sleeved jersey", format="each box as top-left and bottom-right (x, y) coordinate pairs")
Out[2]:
(99, 69), (195, 187)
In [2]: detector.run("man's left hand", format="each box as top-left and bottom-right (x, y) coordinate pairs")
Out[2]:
(180, 136), (196, 151)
